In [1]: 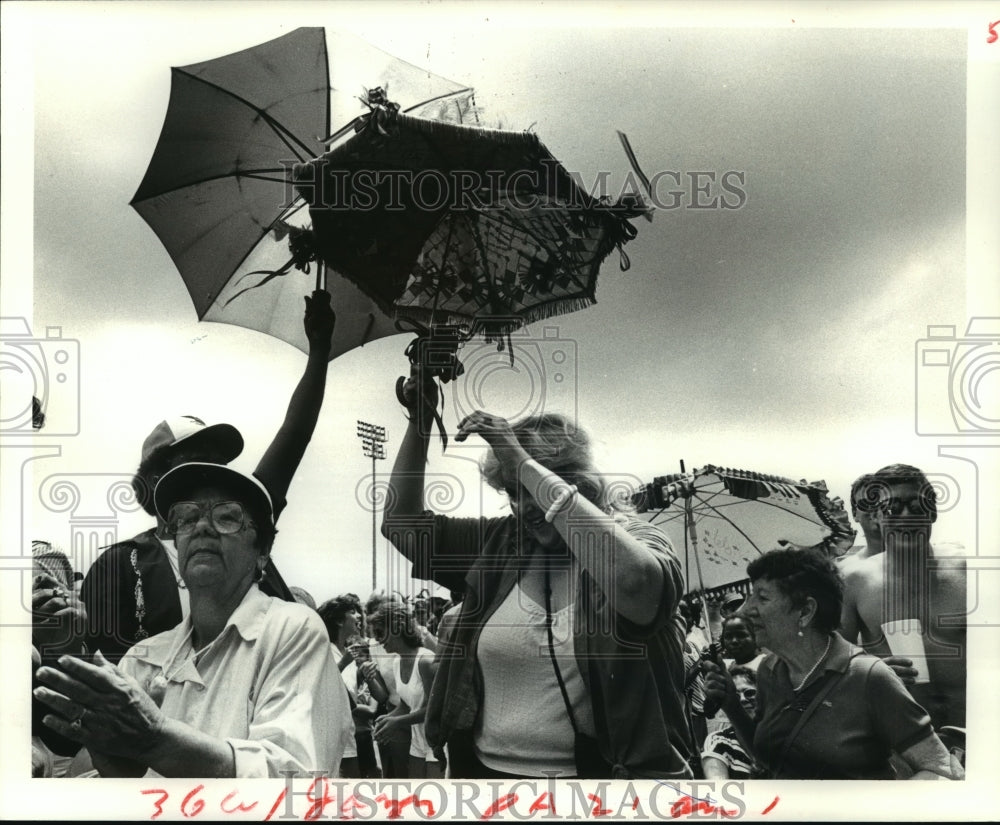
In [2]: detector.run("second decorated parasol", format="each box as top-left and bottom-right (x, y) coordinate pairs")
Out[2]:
(633, 464), (857, 596)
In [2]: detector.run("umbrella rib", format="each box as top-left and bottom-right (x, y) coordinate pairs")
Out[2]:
(692, 494), (823, 555)
(131, 170), (302, 203)
(471, 207), (600, 314)
(178, 69), (318, 162)
(322, 90), (473, 147)
(360, 313), (376, 345)
(401, 87), (475, 115)
(194, 201), (306, 320)
(697, 485), (831, 528)
(321, 34), (331, 143)
(467, 215), (516, 318)
(426, 215), (458, 324)
(647, 497), (765, 554)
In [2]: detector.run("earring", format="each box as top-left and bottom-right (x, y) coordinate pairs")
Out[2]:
(254, 565), (264, 582)
(797, 628), (804, 637)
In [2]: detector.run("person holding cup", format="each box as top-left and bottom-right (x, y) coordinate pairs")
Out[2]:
(839, 464), (966, 730)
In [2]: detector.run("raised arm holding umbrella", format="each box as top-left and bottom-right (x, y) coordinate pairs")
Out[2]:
(379, 364), (691, 779)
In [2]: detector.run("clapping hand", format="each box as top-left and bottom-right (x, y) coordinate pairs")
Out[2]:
(359, 660), (380, 681)
(373, 713), (406, 746)
(34, 651), (166, 763)
(347, 642), (370, 663)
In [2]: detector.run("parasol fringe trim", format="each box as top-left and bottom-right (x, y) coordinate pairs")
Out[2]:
(391, 110), (544, 148)
(513, 295), (597, 328)
(397, 295), (596, 340)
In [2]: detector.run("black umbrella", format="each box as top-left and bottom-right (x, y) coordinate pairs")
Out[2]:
(131, 27), (477, 359)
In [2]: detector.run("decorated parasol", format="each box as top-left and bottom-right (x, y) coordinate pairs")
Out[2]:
(289, 94), (650, 441)
(292, 97), (649, 348)
(633, 464), (857, 596)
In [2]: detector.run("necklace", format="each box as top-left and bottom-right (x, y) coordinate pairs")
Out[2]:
(162, 543), (187, 589)
(793, 635), (832, 691)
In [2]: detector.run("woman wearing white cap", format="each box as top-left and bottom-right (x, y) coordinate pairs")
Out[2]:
(34, 462), (352, 778)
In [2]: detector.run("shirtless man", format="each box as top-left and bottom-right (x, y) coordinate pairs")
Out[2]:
(839, 464), (966, 729)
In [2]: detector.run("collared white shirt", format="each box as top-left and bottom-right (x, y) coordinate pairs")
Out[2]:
(120, 585), (351, 778)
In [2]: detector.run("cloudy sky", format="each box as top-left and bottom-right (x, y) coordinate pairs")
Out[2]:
(2, 0), (999, 816)
(6, 3), (997, 602)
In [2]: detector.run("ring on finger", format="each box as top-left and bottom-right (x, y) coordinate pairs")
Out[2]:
(70, 708), (89, 731)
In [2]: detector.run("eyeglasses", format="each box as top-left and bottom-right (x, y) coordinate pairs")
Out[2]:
(166, 501), (255, 535)
(736, 687), (757, 700)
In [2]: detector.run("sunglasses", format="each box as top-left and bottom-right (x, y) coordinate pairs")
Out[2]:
(880, 496), (931, 518)
(166, 501), (255, 536)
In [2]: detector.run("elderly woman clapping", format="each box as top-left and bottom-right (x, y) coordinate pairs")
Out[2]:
(702, 547), (960, 780)
(33, 463), (352, 778)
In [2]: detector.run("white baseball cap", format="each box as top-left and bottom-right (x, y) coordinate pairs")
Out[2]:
(140, 415), (243, 464)
(154, 462), (274, 528)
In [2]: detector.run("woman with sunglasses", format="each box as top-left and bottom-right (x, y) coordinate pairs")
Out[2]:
(33, 462), (352, 778)
(701, 666), (759, 779)
(380, 366), (692, 780)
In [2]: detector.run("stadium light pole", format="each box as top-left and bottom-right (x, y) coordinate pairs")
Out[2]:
(356, 420), (387, 592)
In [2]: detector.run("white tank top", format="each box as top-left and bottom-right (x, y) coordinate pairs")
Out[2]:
(393, 648), (435, 759)
(394, 647), (433, 713)
(474, 582), (595, 777)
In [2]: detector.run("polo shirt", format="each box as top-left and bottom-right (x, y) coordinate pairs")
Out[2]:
(753, 633), (932, 779)
(119, 585), (352, 778)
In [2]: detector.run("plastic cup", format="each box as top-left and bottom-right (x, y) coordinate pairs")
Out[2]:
(881, 618), (930, 684)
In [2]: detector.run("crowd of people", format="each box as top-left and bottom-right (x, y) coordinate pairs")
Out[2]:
(29, 298), (966, 780)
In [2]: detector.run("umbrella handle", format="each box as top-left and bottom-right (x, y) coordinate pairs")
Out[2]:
(396, 373), (450, 453)
(399, 330), (467, 391)
(685, 495), (715, 645)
